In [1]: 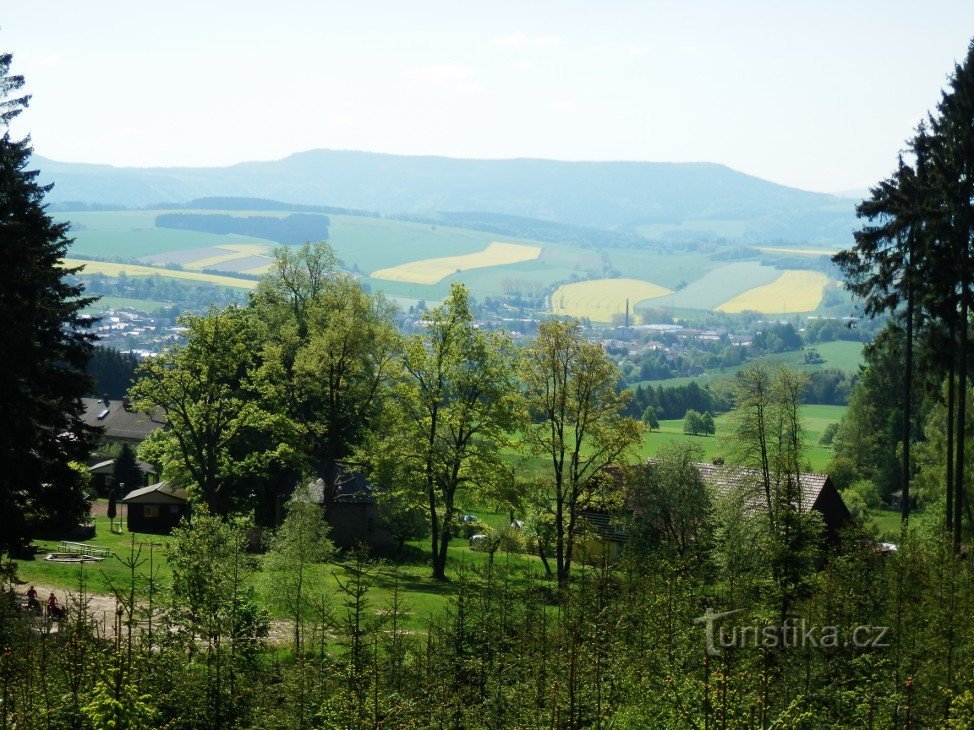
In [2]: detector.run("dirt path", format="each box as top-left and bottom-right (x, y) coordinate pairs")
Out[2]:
(18, 583), (293, 644)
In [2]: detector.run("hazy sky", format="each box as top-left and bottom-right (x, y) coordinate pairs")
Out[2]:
(4, 1), (973, 193)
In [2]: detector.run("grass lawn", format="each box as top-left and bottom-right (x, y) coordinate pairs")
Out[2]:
(11, 508), (548, 633)
(868, 508), (904, 541)
(12, 514), (173, 597)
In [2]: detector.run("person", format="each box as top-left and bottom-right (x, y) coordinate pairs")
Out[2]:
(46, 592), (61, 619)
(26, 585), (40, 613)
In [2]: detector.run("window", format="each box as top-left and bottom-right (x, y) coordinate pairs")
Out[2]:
(143, 505), (159, 518)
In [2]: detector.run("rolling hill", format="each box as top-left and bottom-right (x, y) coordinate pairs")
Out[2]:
(34, 150), (856, 244)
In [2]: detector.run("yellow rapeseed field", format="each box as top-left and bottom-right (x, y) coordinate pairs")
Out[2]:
(715, 270), (830, 313)
(549, 278), (672, 322)
(63, 258), (259, 289)
(371, 242), (542, 285)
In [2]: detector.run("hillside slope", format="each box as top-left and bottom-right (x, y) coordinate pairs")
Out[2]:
(34, 150), (855, 244)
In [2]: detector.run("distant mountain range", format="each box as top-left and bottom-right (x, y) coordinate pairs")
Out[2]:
(33, 149), (857, 244)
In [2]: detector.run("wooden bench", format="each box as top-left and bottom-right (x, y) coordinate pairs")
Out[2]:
(57, 541), (112, 558)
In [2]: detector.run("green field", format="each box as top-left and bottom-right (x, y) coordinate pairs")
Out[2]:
(81, 296), (172, 313)
(636, 404), (844, 472)
(633, 341), (865, 390)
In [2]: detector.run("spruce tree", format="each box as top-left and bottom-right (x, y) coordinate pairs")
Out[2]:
(0, 53), (96, 554)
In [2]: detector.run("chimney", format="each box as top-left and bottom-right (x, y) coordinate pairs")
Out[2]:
(122, 396), (132, 411)
(102, 393), (110, 407)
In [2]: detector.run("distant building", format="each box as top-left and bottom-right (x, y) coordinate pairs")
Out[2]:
(81, 395), (165, 445)
(121, 482), (189, 534)
(303, 472), (396, 554)
(690, 461), (852, 541)
(87, 458), (157, 497)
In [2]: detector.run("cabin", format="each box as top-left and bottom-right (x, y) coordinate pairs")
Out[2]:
(81, 395), (165, 446)
(121, 481), (189, 535)
(691, 461), (852, 542)
(87, 458), (158, 497)
(304, 472), (396, 554)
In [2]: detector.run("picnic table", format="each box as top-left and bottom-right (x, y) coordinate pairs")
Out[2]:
(57, 541), (112, 558)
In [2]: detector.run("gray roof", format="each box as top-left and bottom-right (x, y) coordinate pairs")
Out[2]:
(88, 458), (157, 476)
(82, 398), (165, 442)
(690, 461), (830, 513)
(121, 481), (187, 504)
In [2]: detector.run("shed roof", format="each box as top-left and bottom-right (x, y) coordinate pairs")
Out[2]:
(88, 459), (157, 476)
(690, 461), (831, 513)
(122, 481), (187, 504)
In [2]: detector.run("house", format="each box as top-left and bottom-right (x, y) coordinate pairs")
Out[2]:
(578, 460), (852, 558)
(304, 472), (396, 554)
(87, 458), (158, 497)
(691, 461), (852, 541)
(121, 482), (189, 534)
(81, 395), (165, 445)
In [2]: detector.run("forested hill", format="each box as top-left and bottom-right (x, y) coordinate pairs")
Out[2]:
(32, 150), (856, 244)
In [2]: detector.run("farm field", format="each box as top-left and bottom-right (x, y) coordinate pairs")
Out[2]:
(371, 241), (542, 284)
(716, 270), (832, 313)
(758, 246), (839, 256)
(641, 261), (782, 311)
(550, 278), (672, 321)
(64, 258), (259, 289)
(142, 242), (275, 274)
(56, 208), (847, 316)
(57, 210), (279, 259)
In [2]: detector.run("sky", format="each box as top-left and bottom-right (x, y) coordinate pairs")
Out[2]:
(3, 0), (974, 193)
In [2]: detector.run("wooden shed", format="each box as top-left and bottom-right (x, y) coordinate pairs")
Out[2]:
(121, 481), (189, 534)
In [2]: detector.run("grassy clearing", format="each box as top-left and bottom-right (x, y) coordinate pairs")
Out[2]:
(868, 508), (903, 541)
(371, 242), (542, 285)
(811, 340), (865, 371)
(64, 258), (259, 289)
(550, 278), (672, 322)
(716, 270), (831, 313)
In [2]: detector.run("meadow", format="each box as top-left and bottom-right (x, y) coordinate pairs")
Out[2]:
(632, 340), (865, 390)
(80, 296), (172, 313)
(634, 404), (844, 472)
(716, 270), (831, 313)
(550, 277), (672, 321)
(371, 242), (542, 284)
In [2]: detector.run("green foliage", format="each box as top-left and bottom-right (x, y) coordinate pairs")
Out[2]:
(367, 284), (524, 579)
(0, 52), (96, 554)
(683, 408), (716, 436)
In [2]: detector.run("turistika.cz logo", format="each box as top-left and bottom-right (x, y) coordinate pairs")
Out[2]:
(693, 608), (890, 657)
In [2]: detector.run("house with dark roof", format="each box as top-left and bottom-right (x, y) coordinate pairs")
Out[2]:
(121, 481), (189, 534)
(303, 472), (396, 554)
(690, 461), (851, 541)
(581, 460), (852, 557)
(87, 458), (158, 497)
(81, 396), (165, 445)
